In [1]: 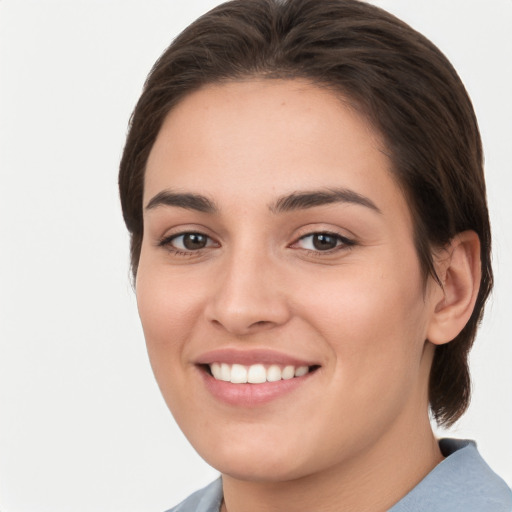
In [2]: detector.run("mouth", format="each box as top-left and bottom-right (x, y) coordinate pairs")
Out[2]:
(204, 362), (320, 384)
(195, 349), (321, 405)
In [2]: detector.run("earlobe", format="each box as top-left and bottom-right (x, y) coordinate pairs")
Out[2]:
(427, 231), (481, 346)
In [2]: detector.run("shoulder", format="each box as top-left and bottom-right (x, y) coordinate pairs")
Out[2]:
(390, 439), (512, 512)
(165, 478), (223, 512)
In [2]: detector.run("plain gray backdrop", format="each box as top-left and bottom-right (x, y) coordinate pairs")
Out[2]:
(1, 1), (511, 510)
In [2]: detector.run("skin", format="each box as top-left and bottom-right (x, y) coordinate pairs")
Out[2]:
(136, 80), (480, 511)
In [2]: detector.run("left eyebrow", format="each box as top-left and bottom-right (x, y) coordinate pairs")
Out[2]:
(145, 190), (218, 213)
(269, 188), (381, 214)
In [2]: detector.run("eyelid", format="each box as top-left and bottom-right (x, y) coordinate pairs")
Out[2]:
(158, 230), (220, 254)
(155, 226), (355, 256)
(290, 231), (356, 252)
(155, 223), (217, 245)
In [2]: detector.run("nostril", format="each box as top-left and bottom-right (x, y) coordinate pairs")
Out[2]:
(206, 299), (291, 334)
(252, 320), (271, 327)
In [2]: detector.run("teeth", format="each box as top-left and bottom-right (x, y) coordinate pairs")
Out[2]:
(295, 366), (309, 377)
(210, 362), (222, 380)
(247, 364), (266, 384)
(220, 363), (231, 381)
(208, 363), (311, 383)
(266, 364), (282, 382)
(282, 365), (295, 380)
(230, 364), (247, 383)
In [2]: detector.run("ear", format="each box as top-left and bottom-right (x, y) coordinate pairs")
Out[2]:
(427, 231), (482, 346)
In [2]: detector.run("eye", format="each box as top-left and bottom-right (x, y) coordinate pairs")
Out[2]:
(295, 232), (353, 251)
(161, 232), (217, 252)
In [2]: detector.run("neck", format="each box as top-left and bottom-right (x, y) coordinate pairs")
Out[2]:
(221, 413), (443, 512)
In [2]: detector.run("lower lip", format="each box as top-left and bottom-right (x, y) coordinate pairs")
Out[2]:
(199, 368), (316, 407)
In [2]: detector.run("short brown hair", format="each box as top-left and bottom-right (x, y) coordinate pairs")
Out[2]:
(119, 0), (493, 426)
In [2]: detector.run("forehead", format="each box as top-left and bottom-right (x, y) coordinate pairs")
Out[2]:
(144, 79), (410, 224)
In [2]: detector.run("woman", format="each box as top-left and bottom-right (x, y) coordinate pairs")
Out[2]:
(118, 0), (511, 510)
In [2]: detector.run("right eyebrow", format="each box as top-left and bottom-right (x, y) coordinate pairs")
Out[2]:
(269, 187), (381, 214)
(145, 190), (218, 213)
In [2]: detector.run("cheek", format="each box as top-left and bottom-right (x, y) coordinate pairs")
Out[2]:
(290, 257), (431, 450)
(135, 264), (208, 421)
(136, 257), (200, 333)
(135, 257), (205, 379)
(296, 250), (429, 376)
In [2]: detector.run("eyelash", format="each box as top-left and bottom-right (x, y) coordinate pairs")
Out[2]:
(158, 232), (218, 257)
(293, 232), (356, 255)
(158, 231), (356, 257)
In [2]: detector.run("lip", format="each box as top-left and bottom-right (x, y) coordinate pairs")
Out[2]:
(195, 348), (316, 367)
(195, 348), (320, 407)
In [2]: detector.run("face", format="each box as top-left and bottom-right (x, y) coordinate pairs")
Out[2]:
(137, 80), (438, 482)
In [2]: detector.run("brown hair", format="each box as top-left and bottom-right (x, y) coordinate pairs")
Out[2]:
(119, 0), (492, 426)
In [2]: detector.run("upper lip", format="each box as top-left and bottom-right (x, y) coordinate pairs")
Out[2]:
(195, 348), (318, 367)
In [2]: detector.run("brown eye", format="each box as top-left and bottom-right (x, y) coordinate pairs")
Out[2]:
(311, 233), (339, 250)
(182, 233), (208, 250)
(295, 232), (354, 252)
(163, 232), (216, 251)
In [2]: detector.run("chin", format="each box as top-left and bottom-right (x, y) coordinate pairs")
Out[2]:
(193, 431), (313, 482)
(210, 453), (308, 483)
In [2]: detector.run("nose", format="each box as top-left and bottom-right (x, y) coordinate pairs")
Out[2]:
(204, 248), (292, 336)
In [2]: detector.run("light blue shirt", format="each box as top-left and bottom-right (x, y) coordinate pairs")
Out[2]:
(166, 439), (511, 512)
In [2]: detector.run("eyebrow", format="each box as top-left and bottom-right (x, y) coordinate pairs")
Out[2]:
(144, 187), (381, 215)
(145, 190), (218, 213)
(269, 188), (381, 214)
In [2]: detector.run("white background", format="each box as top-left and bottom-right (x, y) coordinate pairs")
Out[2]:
(0, 1), (510, 510)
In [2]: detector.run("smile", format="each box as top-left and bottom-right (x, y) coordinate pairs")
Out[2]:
(196, 349), (321, 405)
(209, 363), (311, 384)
